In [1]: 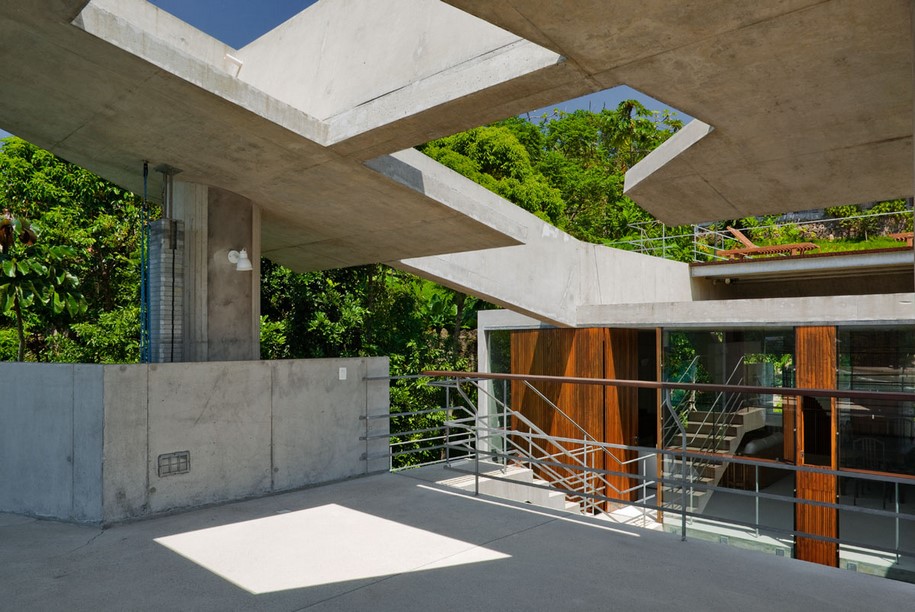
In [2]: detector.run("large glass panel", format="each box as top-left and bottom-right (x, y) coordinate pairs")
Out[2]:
(837, 327), (915, 477)
(661, 329), (797, 547)
(662, 329), (795, 460)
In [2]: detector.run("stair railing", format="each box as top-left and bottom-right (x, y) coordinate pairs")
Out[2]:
(683, 356), (746, 454)
(662, 355), (700, 448)
(467, 378), (655, 515)
(451, 380), (609, 514)
(517, 380), (650, 504)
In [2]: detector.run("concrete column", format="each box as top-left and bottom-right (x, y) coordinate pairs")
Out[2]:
(206, 187), (261, 361)
(149, 182), (260, 362)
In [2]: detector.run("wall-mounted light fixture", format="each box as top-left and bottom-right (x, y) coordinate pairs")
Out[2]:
(227, 249), (253, 272)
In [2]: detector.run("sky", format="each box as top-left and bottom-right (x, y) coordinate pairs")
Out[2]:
(0, 1), (687, 139)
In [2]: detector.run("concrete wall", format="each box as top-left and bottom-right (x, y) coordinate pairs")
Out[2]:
(152, 182), (261, 363)
(577, 292), (915, 329)
(0, 358), (389, 525)
(206, 187), (260, 361)
(0, 364), (104, 522)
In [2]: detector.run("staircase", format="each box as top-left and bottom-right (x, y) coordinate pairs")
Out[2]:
(664, 406), (766, 514)
(436, 459), (581, 513)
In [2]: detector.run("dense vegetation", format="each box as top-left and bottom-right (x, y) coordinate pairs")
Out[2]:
(421, 101), (685, 247)
(0, 138), (143, 362)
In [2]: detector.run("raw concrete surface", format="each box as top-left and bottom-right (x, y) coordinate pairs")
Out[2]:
(448, 0), (914, 223)
(576, 292), (915, 329)
(0, 363), (104, 521)
(0, 0), (541, 274)
(1, 471), (912, 611)
(0, 359), (389, 524)
(383, 149), (698, 326)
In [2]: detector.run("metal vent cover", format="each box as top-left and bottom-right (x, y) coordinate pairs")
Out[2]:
(158, 451), (190, 477)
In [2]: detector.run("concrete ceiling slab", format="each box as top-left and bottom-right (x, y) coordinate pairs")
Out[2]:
(446, 0), (914, 224)
(2, 0), (573, 272)
(3, 0), (912, 276)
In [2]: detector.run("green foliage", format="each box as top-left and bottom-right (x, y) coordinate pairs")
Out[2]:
(0, 136), (146, 362)
(260, 260), (481, 468)
(259, 315), (290, 360)
(821, 199), (913, 241)
(422, 100), (689, 251)
(0, 213), (87, 360)
(421, 125), (564, 224)
(49, 306), (141, 364)
(825, 204), (870, 239)
(870, 199), (913, 233)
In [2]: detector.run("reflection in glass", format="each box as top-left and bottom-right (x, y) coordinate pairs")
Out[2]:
(838, 328), (915, 477)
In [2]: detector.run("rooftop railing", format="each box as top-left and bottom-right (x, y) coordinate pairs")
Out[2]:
(604, 208), (914, 263)
(365, 371), (915, 574)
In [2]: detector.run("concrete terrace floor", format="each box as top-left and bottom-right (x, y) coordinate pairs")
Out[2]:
(1, 471), (913, 612)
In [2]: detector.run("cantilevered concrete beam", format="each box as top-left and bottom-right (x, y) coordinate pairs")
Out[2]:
(374, 149), (700, 327)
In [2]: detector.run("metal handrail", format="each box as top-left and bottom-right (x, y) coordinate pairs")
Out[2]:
(604, 208), (914, 262)
(374, 373), (915, 565)
(447, 411), (601, 512)
(470, 387), (613, 512)
(452, 380), (605, 512)
(479, 378), (651, 469)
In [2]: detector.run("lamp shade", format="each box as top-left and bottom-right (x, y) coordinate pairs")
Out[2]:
(227, 249), (253, 272)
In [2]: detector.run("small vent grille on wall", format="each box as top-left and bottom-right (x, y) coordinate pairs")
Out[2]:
(158, 451), (190, 477)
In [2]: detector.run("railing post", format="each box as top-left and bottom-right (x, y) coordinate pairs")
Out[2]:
(681, 435), (688, 541)
(474, 423), (480, 497)
(754, 464), (760, 538)
(445, 418), (451, 468)
(896, 482), (901, 561)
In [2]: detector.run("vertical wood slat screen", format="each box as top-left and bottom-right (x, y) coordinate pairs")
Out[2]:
(605, 328), (639, 503)
(510, 329), (604, 491)
(794, 326), (838, 567)
(510, 328), (640, 508)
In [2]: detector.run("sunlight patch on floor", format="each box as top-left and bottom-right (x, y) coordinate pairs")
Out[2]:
(155, 503), (509, 594)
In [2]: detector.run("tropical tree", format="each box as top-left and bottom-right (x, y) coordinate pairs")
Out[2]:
(423, 100), (688, 250)
(0, 210), (85, 360)
(0, 137), (145, 362)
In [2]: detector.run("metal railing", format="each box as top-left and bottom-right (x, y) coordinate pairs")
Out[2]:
(604, 209), (914, 263)
(367, 371), (915, 570)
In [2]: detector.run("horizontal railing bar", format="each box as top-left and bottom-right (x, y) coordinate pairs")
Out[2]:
(365, 443), (457, 460)
(450, 422), (915, 486)
(670, 509), (915, 560)
(361, 407), (470, 420)
(387, 433), (472, 447)
(425, 371), (915, 402)
(390, 458), (453, 472)
(663, 476), (915, 522)
(376, 425), (450, 438)
(476, 447), (654, 487)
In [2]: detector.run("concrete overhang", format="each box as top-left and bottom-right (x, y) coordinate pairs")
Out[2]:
(690, 248), (915, 283)
(0, 0), (580, 272)
(446, 0), (914, 224)
(4, 0), (912, 273)
(577, 293), (915, 329)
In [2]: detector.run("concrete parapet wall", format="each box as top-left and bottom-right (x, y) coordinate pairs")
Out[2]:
(0, 358), (389, 525)
(0, 364), (104, 523)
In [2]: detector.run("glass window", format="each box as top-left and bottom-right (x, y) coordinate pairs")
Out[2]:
(837, 327), (915, 476)
(662, 329), (794, 462)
